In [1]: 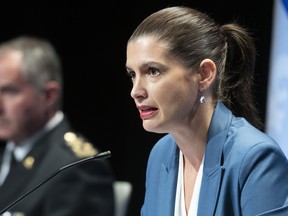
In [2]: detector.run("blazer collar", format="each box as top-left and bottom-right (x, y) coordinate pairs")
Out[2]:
(198, 101), (232, 215)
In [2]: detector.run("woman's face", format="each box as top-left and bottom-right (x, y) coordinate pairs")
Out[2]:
(126, 36), (201, 134)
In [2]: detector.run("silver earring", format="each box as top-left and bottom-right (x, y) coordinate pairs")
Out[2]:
(200, 95), (206, 104)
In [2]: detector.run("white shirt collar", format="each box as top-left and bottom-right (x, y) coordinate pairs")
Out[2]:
(9, 111), (64, 161)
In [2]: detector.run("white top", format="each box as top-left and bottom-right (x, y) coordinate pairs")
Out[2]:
(174, 151), (205, 216)
(0, 111), (64, 186)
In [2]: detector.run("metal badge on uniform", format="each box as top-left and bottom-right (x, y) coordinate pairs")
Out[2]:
(2, 211), (25, 216)
(64, 132), (97, 158)
(23, 156), (35, 169)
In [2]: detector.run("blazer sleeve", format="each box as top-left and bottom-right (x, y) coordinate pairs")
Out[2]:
(239, 141), (288, 215)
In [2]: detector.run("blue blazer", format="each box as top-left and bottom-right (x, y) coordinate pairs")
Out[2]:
(141, 102), (288, 216)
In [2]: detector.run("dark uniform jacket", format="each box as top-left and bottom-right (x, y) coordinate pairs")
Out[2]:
(0, 116), (115, 216)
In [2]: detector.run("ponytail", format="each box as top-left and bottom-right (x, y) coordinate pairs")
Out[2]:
(219, 24), (263, 130)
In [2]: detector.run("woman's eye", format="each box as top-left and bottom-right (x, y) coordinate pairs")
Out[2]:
(127, 71), (136, 79)
(148, 67), (160, 77)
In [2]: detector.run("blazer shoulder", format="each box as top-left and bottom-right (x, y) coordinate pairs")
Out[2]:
(63, 131), (98, 158)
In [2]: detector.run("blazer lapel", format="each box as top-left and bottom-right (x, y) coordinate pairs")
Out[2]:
(197, 133), (225, 215)
(198, 102), (232, 215)
(157, 145), (179, 216)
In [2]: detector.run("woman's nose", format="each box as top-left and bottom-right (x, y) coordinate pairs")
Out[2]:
(130, 79), (147, 100)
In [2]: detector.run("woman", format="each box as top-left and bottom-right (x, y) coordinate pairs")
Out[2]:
(125, 6), (288, 216)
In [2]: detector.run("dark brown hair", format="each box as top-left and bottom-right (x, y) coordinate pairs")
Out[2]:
(128, 6), (263, 130)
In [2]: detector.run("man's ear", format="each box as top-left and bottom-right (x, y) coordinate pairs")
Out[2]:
(43, 81), (60, 108)
(199, 59), (217, 90)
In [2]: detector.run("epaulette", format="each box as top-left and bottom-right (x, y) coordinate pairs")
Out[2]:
(64, 132), (98, 158)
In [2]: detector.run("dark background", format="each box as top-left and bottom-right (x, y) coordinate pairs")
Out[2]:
(0, 0), (274, 215)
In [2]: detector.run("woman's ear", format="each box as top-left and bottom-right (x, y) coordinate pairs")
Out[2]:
(199, 59), (217, 90)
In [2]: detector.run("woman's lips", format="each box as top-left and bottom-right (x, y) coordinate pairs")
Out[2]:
(140, 109), (158, 119)
(137, 106), (158, 119)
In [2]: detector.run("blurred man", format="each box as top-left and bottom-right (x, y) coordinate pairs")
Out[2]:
(0, 35), (115, 215)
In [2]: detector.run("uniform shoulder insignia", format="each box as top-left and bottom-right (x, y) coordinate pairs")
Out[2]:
(64, 132), (98, 158)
